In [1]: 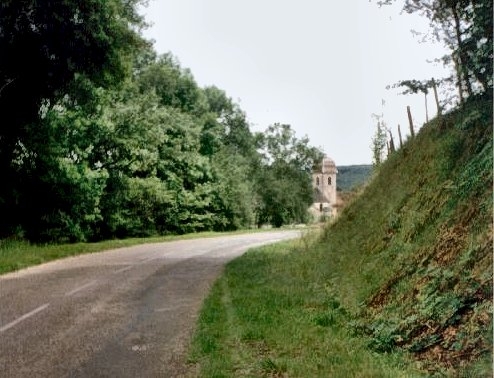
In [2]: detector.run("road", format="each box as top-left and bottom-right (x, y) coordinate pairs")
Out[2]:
(0, 231), (300, 377)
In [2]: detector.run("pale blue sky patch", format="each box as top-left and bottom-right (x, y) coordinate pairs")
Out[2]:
(139, 1), (450, 165)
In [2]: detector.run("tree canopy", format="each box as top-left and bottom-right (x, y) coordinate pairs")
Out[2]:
(0, 1), (322, 241)
(0, 0), (146, 135)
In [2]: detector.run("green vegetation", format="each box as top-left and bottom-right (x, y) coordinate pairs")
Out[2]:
(190, 97), (493, 376)
(0, 2), (321, 243)
(336, 165), (373, 192)
(371, 114), (389, 167)
(1, 1), (491, 375)
(189, 238), (424, 377)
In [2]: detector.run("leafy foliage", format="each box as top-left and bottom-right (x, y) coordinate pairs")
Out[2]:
(371, 115), (388, 167)
(0, 0), (146, 142)
(255, 124), (323, 227)
(0, 6), (321, 241)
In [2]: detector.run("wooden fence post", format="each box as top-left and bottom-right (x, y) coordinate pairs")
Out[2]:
(425, 92), (429, 123)
(431, 77), (442, 116)
(388, 130), (396, 153)
(407, 106), (415, 138)
(398, 124), (403, 149)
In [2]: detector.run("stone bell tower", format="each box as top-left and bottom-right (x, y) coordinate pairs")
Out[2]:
(310, 155), (338, 218)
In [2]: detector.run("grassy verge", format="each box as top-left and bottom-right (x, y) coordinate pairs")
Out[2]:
(189, 233), (425, 377)
(189, 98), (492, 377)
(0, 228), (281, 275)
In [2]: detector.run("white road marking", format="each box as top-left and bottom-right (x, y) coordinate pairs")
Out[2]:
(114, 256), (156, 274)
(138, 257), (156, 264)
(65, 280), (98, 297)
(114, 265), (133, 274)
(155, 305), (185, 313)
(0, 303), (50, 333)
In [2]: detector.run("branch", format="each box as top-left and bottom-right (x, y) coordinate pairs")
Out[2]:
(387, 79), (432, 95)
(0, 78), (16, 98)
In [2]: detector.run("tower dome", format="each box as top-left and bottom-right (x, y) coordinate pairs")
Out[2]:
(322, 155), (337, 174)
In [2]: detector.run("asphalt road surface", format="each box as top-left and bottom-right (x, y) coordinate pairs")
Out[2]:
(0, 231), (300, 377)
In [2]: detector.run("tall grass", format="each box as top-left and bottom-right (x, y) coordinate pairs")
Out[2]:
(189, 237), (425, 377)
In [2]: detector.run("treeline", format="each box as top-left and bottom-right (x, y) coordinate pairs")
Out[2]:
(0, 1), (322, 242)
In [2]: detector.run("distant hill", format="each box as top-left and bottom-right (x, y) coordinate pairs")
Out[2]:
(336, 164), (373, 192)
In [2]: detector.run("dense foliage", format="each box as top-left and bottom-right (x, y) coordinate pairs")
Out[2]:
(0, 1), (321, 242)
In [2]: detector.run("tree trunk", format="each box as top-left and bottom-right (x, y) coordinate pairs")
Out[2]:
(452, 53), (465, 104)
(452, 4), (473, 98)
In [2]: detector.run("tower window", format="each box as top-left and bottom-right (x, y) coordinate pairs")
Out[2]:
(328, 177), (332, 185)
(316, 177), (319, 186)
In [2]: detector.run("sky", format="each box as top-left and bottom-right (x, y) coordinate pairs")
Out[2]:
(139, 1), (451, 165)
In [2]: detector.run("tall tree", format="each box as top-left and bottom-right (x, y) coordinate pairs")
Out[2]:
(0, 0), (147, 238)
(136, 53), (207, 115)
(371, 115), (388, 167)
(255, 123), (323, 227)
(0, 0), (146, 138)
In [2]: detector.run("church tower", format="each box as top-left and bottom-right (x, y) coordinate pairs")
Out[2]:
(310, 155), (338, 218)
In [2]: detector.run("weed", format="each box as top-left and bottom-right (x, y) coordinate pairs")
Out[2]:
(260, 357), (286, 377)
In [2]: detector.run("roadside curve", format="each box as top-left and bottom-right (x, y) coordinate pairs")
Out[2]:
(0, 230), (300, 377)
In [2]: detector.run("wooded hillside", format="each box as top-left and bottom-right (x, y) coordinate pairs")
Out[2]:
(336, 165), (373, 192)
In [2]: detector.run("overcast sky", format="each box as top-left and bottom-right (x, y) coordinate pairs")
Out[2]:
(139, 1), (451, 165)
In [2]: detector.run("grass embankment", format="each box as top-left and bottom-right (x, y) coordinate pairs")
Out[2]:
(189, 98), (493, 377)
(189, 237), (424, 377)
